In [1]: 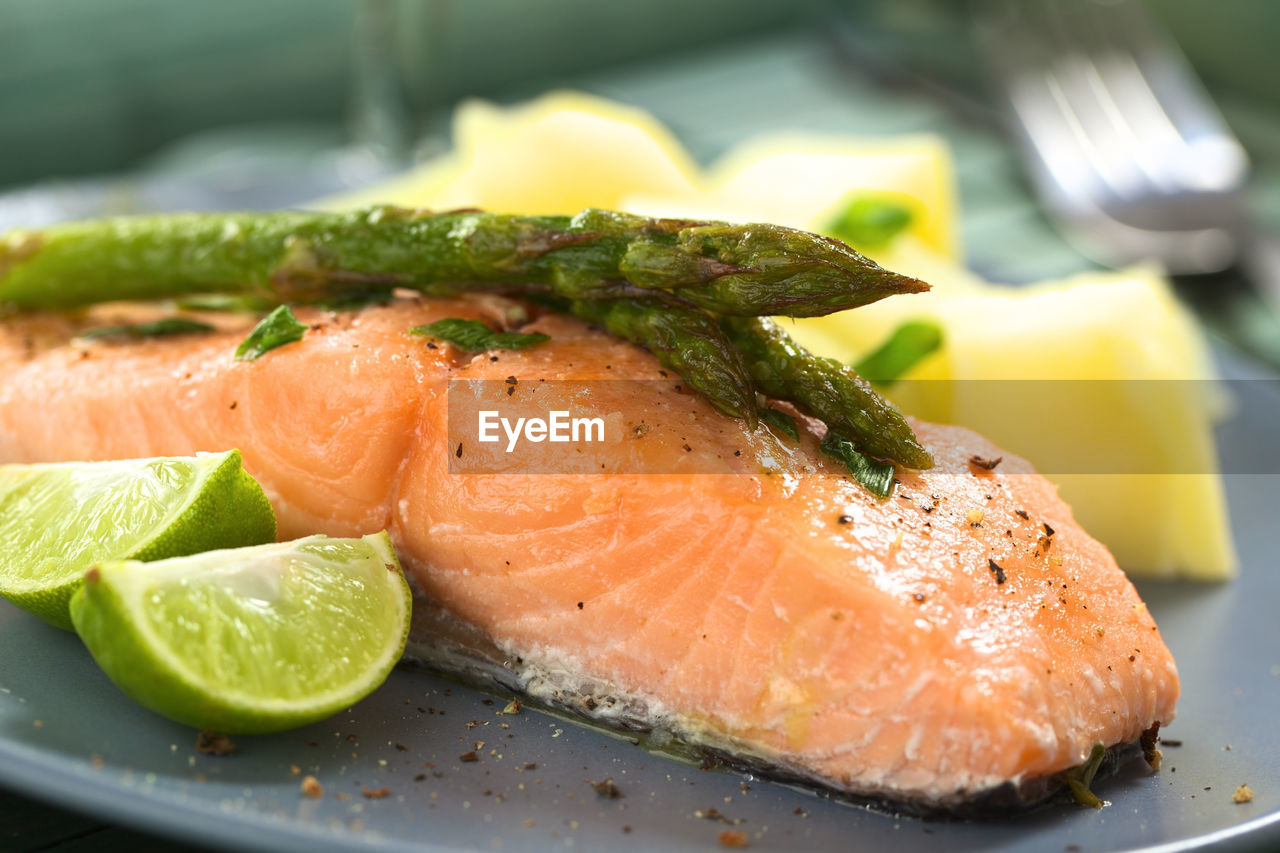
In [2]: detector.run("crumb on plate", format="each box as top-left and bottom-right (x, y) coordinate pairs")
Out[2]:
(301, 776), (323, 798)
(195, 731), (234, 756)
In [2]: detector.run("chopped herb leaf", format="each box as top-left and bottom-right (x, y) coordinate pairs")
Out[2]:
(315, 291), (394, 311)
(826, 194), (915, 249)
(819, 430), (895, 498)
(969, 454), (1002, 471)
(234, 305), (307, 362)
(854, 320), (943, 387)
(1064, 742), (1107, 808)
(759, 407), (800, 441)
(176, 294), (277, 313)
(409, 318), (549, 352)
(79, 318), (215, 341)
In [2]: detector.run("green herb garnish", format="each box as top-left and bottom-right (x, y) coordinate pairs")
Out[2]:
(79, 318), (215, 341)
(853, 320), (943, 387)
(759, 407), (800, 441)
(1063, 742), (1107, 808)
(234, 305), (307, 362)
(410, 318), (550, 352)
(176, 294), (278, 313)
(826, 195), (915, 249)
(819, 430), (896, 498)
(315, 291), (395, 312)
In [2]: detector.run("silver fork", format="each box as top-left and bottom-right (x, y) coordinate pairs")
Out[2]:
(975, 0), (1251, 275)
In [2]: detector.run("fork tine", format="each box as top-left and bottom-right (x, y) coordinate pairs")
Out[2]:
(975, 0), (1248, 272)
(976, 1), (1121, 209)
(1043, 0), (1170, 200)
(1088, 0), (1249, 195)
(1076, 0), (1248, 227)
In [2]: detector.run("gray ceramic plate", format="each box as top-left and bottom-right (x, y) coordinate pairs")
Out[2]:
(2, 350), (1280, 853)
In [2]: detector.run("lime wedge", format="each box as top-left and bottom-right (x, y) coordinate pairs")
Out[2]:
(69, 533), (411, 734)
(0, 451), (276, 630)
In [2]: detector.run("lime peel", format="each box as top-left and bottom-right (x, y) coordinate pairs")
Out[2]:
(70, 533), (411, 734)
(0, 450), (276, 629)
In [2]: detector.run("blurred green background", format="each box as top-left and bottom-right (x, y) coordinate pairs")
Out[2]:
(1, 0), (1276, 190)
(0, 0), (829, 187)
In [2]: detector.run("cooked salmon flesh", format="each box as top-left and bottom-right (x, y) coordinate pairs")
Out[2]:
(0, 296), (1178, 810)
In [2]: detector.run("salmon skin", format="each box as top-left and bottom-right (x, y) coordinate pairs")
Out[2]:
(0, 296), (1178, 812)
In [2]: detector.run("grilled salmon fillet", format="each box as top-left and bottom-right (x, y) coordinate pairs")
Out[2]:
(0, 296), (1178, 810)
